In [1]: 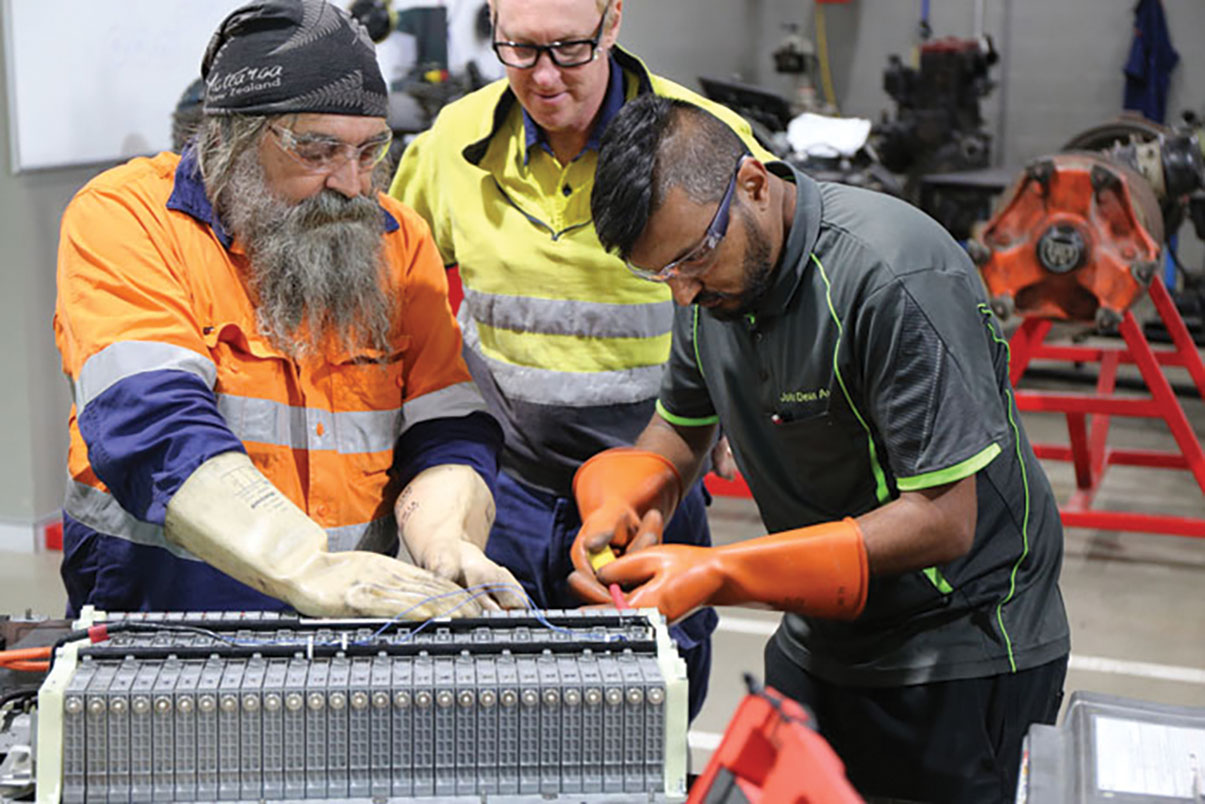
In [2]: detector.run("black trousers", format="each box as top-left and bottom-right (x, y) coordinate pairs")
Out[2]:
(764, 638), (1066, 804)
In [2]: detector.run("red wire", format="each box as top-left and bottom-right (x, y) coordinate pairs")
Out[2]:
(609, 583), (629, 609)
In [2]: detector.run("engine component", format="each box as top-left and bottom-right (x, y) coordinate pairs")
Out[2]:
(976, 114), (1205, 328)
(874, 37), (998, 178)
(1066, 117), (1205, 239)
(975, 152), (1165, 328)
(35, 608), (688, 803)
(872, 36), (999, 238)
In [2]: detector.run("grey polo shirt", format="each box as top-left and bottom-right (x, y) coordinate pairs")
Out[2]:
(658, 162), (1069, 687)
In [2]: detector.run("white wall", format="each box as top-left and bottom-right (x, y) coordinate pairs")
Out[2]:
(619, 0), (762, 90)
(0, 35), (101, 550)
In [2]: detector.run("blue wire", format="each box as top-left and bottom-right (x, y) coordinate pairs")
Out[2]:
(361, 583), (513, 643)
(363, 582), (628, 645)
(179, 582), (629, 650)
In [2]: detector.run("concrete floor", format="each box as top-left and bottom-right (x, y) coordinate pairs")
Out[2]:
(1, 335), (1203, 784)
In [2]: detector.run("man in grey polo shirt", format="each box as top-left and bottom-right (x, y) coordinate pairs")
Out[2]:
(570, 95), (1070, 803)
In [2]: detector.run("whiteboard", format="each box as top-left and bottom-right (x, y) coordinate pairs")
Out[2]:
(3, 0), (246, 172)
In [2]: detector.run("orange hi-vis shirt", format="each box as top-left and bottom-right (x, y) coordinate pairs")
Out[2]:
(54, 150), (490, 590)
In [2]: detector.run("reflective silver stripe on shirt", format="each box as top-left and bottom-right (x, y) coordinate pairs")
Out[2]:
(463, 287), (673, 339)
(75, 341), (217, 410)
(216, 394), (401, 454)
(400, 381), (489, 435)
(64, 480), (384, 556)
(64, 480), (195, 559)
(327, 518), (395, 553)
(460, 313), (663, 407)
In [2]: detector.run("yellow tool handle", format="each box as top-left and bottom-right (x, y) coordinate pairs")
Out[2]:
(588, 546), (617, 571)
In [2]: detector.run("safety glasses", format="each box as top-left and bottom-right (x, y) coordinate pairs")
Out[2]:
(267, 124), (393, 174)
(625, 154), (749, 283)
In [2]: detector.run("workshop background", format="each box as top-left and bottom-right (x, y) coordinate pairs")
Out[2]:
(0, 0), (1203, 771)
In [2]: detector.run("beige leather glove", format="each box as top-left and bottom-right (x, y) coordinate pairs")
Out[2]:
(396, 464), (527, 610)
(164, 452), (482, 619)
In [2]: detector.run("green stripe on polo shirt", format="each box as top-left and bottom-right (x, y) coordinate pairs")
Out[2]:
(811, 253), (891, 506)
(979, 303), (1032, 674)
(656, 399), (718, 427)
(896, 443), (1002, 491)
(922, 567), (954, 595)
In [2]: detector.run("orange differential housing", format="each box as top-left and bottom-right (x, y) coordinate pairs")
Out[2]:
(974, 152), (1163, 328)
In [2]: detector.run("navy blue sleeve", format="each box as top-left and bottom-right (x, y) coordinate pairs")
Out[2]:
(391, 412), (503, 499)
(77, 370), (246, 526)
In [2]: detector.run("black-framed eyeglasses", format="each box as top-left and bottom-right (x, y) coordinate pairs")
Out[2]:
(267, 124), (393, 174)
(492, 6), (608, 69)
(626, 154), (750, 283)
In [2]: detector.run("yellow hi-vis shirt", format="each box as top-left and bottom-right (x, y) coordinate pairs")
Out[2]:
(391, 47), (773, 494)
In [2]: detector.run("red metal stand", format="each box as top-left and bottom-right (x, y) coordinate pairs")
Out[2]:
(1008, 278), (1205, 537)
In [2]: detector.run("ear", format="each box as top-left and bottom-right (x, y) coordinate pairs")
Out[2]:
(603, 0), (623, 47)
(737, 158), (772, 210)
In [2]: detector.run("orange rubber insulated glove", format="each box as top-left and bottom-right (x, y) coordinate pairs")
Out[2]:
(596, 518), (869, 624)
(568, 448), (682, 605)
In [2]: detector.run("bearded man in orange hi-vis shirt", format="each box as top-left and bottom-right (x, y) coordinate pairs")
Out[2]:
(53, 0), (525, 620)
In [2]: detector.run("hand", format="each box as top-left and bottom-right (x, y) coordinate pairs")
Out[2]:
(396, 464), (526, 610)
(284, 550), (485, 619)
(600, 519), (870, 621)
(163, 452), (484, 620)
(710, 435), (737, 481)
(595, 544), (724, 624)
(567, 448), (682, 605)
(568, 502), (666, 605)
(418, 539), (528, 611)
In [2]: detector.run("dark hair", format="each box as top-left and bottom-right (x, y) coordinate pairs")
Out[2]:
(592, 95), (747, 259)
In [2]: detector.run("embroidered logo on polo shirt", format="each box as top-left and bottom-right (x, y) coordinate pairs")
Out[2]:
(780, 388), (830, 404)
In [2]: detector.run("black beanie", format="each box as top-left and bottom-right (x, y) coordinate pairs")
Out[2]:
(201, 0), (388, 118)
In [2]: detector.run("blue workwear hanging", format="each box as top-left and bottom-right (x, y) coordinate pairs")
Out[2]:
(1123, 0), (1178, 124)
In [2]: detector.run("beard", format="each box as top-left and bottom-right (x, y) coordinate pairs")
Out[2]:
(216, 150), (395, 360)
(699, 205), (776, 323)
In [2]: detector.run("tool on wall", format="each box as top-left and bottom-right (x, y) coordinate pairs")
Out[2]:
(772, 23), (828, 117)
